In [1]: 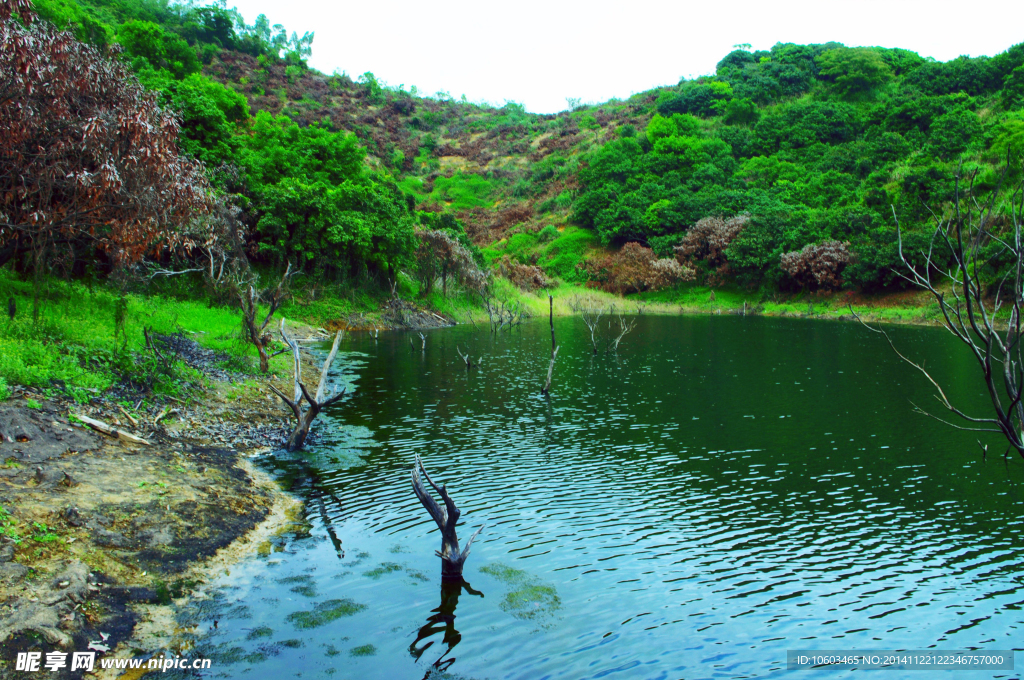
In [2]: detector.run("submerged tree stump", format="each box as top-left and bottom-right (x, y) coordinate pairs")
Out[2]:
(412, 455), (483, 581)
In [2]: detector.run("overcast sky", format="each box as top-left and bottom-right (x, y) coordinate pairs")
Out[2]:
(225, 0), (1022, 114)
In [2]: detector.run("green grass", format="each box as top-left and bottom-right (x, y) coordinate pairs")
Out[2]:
(0, 268), (291, 395)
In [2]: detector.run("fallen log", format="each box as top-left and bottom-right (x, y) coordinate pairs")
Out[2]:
(74, 414), (151, 446)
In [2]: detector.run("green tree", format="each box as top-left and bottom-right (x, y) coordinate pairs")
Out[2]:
(816, 47), (893, 100)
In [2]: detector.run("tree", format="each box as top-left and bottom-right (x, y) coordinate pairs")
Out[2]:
(860, 162), (1024, 459)
(779, 240), (851, 290)
(0, 1), (211, 272)
(816, 47), (893, 100)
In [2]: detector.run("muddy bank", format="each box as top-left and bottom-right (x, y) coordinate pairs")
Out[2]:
(0, 331), (336, 678)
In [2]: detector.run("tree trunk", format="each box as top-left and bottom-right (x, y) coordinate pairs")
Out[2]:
(412, 455), (483, 580)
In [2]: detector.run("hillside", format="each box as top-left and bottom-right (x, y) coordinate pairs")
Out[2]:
(22, 0), (1024, 296)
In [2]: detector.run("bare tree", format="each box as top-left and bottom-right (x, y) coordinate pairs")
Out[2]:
(858, 161), (1024, 460)
(411, 455), (483, 581)
(581, 305), (604, 354)
(541, 295), (558, 395)
(236, 263), (295, 373)
(269, 319), (346, 451)
(483, 296), (525, 333)
(608, 313), (637, 353)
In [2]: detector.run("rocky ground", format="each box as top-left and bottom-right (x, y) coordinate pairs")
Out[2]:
(0, 329), (340, 679)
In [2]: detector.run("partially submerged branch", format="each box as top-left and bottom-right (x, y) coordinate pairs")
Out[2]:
(541, 295), (558, 395)
(581, 305), (604, 354)
(456, 346), (478, 369)
(608, 313), (636, 353)
(411, 455), (483, 581)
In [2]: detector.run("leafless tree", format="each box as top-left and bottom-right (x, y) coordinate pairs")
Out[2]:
(608, 312), (637, 353)
(235, 263), (295, 372)
(483, 296), (525, 333)
(269, 319), (346, 451)
(857, 161), (1024, 460)
(581, 305), (604, 354)
(411, 455), (483, 581)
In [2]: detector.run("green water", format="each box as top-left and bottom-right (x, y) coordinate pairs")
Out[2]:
(178, 315), (1024, 679)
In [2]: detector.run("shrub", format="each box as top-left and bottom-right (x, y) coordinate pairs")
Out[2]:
(779, 240), (851, 290)
(497, 257), (553, 291)
(537, 225), (559, 243)
(674, 214), (751, 267)
(585, 242), (693, 294)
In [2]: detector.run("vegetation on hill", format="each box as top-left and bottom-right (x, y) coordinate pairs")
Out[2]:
(3, 0), (1024, 397)
(21, 0), (1024, 298)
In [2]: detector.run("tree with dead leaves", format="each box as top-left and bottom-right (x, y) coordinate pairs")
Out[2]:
(0, 0), (211, 272)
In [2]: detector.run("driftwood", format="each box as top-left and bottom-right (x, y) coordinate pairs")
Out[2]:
(412, 455), (483, 580)
(541, 295), (558, 395)
(74, 414), (150, 446)
(268, 319), (346, 451)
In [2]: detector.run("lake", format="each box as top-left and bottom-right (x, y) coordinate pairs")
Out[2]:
(175, 315), (1024, 679)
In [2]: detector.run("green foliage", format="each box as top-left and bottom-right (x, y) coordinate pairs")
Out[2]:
(118, 19), (200, 79)
(816, 47), (894, 100)
(428, 173), (495, 210)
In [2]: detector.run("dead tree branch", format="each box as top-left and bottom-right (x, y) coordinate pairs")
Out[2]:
(581, 305), (604, 354)
(411, 455), (483, 581)
(608, 313), (637, 353)
(456, 346), (478, 369)
(237, 263), (295, 373)
(541, 294), (558, 395)
(268, 318), (346, 451)
(861, 159), (1024, 459)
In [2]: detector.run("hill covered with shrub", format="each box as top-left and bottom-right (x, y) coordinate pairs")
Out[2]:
(20, 0), (1024, 296)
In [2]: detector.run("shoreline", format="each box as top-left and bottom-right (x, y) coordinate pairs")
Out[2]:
(0, 330), (330, 677)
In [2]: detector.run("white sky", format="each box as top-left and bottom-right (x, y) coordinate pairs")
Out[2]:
(226, 0), (1023, 114)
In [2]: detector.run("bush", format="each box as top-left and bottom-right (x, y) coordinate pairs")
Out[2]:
(779, 240), (851, 290)
(497, 257), (553, 291)
(537, 228), (597, 282)
(537, 225), (559, 243)
(585, 242), (693, 294)
(674, 214), (750, 267)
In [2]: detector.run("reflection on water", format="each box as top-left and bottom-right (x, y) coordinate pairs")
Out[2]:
(409, 580), (483, 672)
(171, 315), (1024, 679)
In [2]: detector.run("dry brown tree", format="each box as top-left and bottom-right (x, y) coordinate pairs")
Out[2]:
(0, 0), (211, 273)
(674, 214), (750, 285)
(586, 242), (691, 294)
(858, 162), (1024, 460)
(415, 229), (487, 297)
(269, 319), (346, 451)
(411, 455), (483, 581)
(780, 240), (851, 290)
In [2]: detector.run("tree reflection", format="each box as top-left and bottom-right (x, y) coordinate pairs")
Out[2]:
(410, 579), (484, 673)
